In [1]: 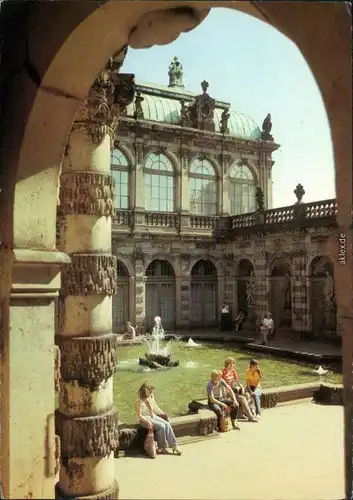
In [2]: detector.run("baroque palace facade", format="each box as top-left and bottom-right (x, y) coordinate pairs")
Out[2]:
(104, 57), (339, 340)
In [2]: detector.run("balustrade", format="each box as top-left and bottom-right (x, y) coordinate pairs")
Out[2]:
(190, 215), (218, 229)
(144, 212), (180, 228)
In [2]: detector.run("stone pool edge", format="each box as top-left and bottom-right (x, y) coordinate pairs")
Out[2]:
(116, 382), (343, 456)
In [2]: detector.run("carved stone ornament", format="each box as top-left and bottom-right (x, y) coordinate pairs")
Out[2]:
(128, 7), (209, 49)
(54, 345), (61, 393)
(59, 172), (115, 217)
(55, 408), (119, 458)
(61, 254), (117, 296)
(186, 81), (216, 132)
(56, 481), (119, 500)
(73, 54), (135, 144)
(54, 435), (61, 476)
(56, 333), (119, 386)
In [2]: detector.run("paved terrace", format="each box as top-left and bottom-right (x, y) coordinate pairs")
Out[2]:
(116, 402), (344, 500)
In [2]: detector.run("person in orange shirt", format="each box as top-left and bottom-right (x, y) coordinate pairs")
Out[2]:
(222, 357), (258, 422)
(245, 359), (263, 417)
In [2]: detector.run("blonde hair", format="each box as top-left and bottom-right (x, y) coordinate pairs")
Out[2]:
(210, 370), (222, 382)
(138, 381), (155, 399)
(224, 357), (235, 368)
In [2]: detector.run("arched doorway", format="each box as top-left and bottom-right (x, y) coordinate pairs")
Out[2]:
(270, 260), (292, 328)
(112, 261), (130, 333)
(310, 256), (337, 338)
(236, 259), (254, 320)
(145, 260), (176, 331)
(190, 260), (218, 327)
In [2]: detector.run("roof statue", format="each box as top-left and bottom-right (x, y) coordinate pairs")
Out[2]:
(220, 107), (230, 134)
(294, 183), (305, 204)
(261, 113), (274, 141)
(168, 56), (184, 88)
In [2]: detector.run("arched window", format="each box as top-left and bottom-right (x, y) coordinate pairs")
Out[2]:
(110, 149), (129, 209)
(229, 163), (256, 215)
(189, 158), (217, 215)
(144, 152), (175, 212)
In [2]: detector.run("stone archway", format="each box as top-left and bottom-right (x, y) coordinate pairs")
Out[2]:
(0, 2), (351, 500)
(310, 256), (337, 339)
(236, 259), (254, 320)
(190, 259), (218, 327)
(270, 260), (292, 329)
(112, 261), (130, 333)
(145, 259), (176, 331)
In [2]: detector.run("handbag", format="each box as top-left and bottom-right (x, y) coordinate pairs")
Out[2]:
(219, 412), (231, 432)
(144, 429), (157, 459)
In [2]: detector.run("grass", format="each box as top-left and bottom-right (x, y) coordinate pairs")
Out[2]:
(114, 340), (342, 423)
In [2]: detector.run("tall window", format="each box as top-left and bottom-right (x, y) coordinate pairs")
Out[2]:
(144, 152), (175, 212)
(189, 157), (217, 215)
(229, 163), (256, 215)
(110, 149), (129, 209)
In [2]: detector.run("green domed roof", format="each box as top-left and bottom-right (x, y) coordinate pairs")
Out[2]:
(126, 83), (261, 141)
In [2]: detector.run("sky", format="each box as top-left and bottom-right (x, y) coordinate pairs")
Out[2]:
(121, 8), (336, 209)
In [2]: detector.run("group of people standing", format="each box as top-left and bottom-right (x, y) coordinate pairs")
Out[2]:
(135, 357), (263, 457)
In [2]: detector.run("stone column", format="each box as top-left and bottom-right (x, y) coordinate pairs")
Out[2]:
(129, 276), (136, 322)
(133, 143), (146, 232)
(291, 251), (310, 337)
(55, 54), (135, 500)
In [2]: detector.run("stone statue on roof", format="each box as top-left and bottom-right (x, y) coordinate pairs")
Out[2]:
(261, 113), (274, 141)
(168, 57), (184, 88)
(220, 107), (230, 134)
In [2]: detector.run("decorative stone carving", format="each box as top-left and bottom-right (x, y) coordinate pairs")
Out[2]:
(261, 113), (274, 141)
(135, 143), (147, 165)
(184, 81), (216, 132)
(54, 345), (61, 393)
(128, 7), (209, 49)
(54, 435), (61, 476)
(56, 334), (118, 386)
(132, 247), (145, 263)
(56, 481), (119, 500)
(61, 254), (117, 296)
(255, 187), (265, 212)
(55, 408), (119, 458)
(73, 59), (135, 144)
(59, 172), (115, 217)
(168, 56), (184, 88)
(134, 91), (145, 119)
(180, 99), (190, 127)
(246, 271), (255, 306)
(220, 107), (230, 134)
(294, 183), (305, 204)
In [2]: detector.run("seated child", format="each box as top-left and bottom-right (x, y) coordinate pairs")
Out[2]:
(245, 359), (264, 417)
(207, 370), (240, 430)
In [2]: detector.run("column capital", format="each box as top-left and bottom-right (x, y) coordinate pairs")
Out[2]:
(73, 54), (136, 144)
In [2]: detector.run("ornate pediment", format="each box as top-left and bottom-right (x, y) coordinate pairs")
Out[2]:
(181, 81), (216, 132)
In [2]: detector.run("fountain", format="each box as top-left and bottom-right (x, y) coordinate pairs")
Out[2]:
(139, 316), (179, 369)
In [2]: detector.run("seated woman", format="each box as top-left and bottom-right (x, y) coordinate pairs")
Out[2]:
(207, 370), (240, 430)
(221, 357), (258, 422)
(135, 381), (182, 455)
(234, 310), (245, 332)
(245, 359), (264, 417)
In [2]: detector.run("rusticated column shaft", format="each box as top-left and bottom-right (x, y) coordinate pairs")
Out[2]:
(55, 51), (135, 500)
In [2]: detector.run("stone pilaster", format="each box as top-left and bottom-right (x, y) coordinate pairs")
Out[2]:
(254, 239), (268, 322)
(55, 53), (135, 500)
(179, 255), (190, 328)
(0, 248), (70, 499)
(134, 258), (146, 332)
(291, 251), (309, 336)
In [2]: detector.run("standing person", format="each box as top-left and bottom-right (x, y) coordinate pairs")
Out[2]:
(220, 301), (231, 331)
(245, 359), (264, 417)
(260, 312), (274, 345)
(221, 358), (258, 422)
(234, 310), (245, 332)
(135, 381), (182, 455)
(207, 370), (240, 430)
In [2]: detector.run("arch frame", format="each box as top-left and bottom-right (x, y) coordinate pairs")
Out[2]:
(308, 254), (335, 277)
(111, 142), (136, 167)
(116, 255), (134, 278)
(268, 255), (293, 277)
(188, 256), (222, 278)
(143, 256), (178, 278)
(188, 153), (221, 179)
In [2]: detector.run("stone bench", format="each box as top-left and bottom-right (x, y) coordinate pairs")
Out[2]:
(117, 410), (217, 455)
(313, 383), (343, 405)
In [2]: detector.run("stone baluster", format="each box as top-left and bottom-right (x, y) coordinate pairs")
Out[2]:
(55, 51), (135, 500)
